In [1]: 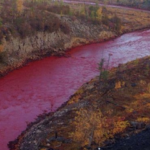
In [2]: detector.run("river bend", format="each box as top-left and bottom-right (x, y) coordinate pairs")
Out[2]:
(0, 30), (150, 150)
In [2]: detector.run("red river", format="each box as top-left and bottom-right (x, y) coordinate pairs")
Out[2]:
(0, 30), (150, 150)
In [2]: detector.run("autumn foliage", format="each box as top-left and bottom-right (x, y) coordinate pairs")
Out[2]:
(0, 0), (70, 43)
(0, 0), (124, 45)
(64, 57), (150, 149)
(71, 106), (129, 147)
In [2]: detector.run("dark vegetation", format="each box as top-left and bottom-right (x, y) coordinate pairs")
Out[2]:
(0, 0), (71, 43)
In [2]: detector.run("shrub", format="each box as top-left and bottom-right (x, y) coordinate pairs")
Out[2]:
(0, 3), (71, 41)
(60, 22), (70, 34)
(0, 51), (6, 63)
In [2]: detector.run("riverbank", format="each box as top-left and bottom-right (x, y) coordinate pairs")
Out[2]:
(9, 55), (150, 150)
(1, 2), (150, 78)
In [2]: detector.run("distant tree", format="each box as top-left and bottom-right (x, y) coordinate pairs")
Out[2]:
(59, 0), (64, 6)
(0, 18), (3, 27)
(98, 58), (109, 82)
(16, 0), (23, 13)
(90, 10), (95, 19)
(89, 6), (97, 19)
(96, 7), (102, 20)
(113, 14), (121, 32)
(80, 4), (86, 16)
(69, 7), (74, 16)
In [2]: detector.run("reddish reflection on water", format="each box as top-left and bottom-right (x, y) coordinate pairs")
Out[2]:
(0, 30), (150, 150)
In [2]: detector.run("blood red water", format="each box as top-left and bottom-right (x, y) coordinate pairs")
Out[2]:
(0, 30), (150, 150)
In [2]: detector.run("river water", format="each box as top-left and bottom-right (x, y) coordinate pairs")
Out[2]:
(0, 30), (150, 150)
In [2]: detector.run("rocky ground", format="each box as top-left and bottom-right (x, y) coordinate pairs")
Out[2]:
(104, 127), (150, 150)
(8, 56), (150, 150)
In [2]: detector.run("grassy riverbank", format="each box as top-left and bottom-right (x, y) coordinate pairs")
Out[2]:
(0, 0), (150, 77)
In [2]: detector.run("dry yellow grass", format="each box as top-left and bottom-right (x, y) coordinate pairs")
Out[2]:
(107, 7), (150, 32)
